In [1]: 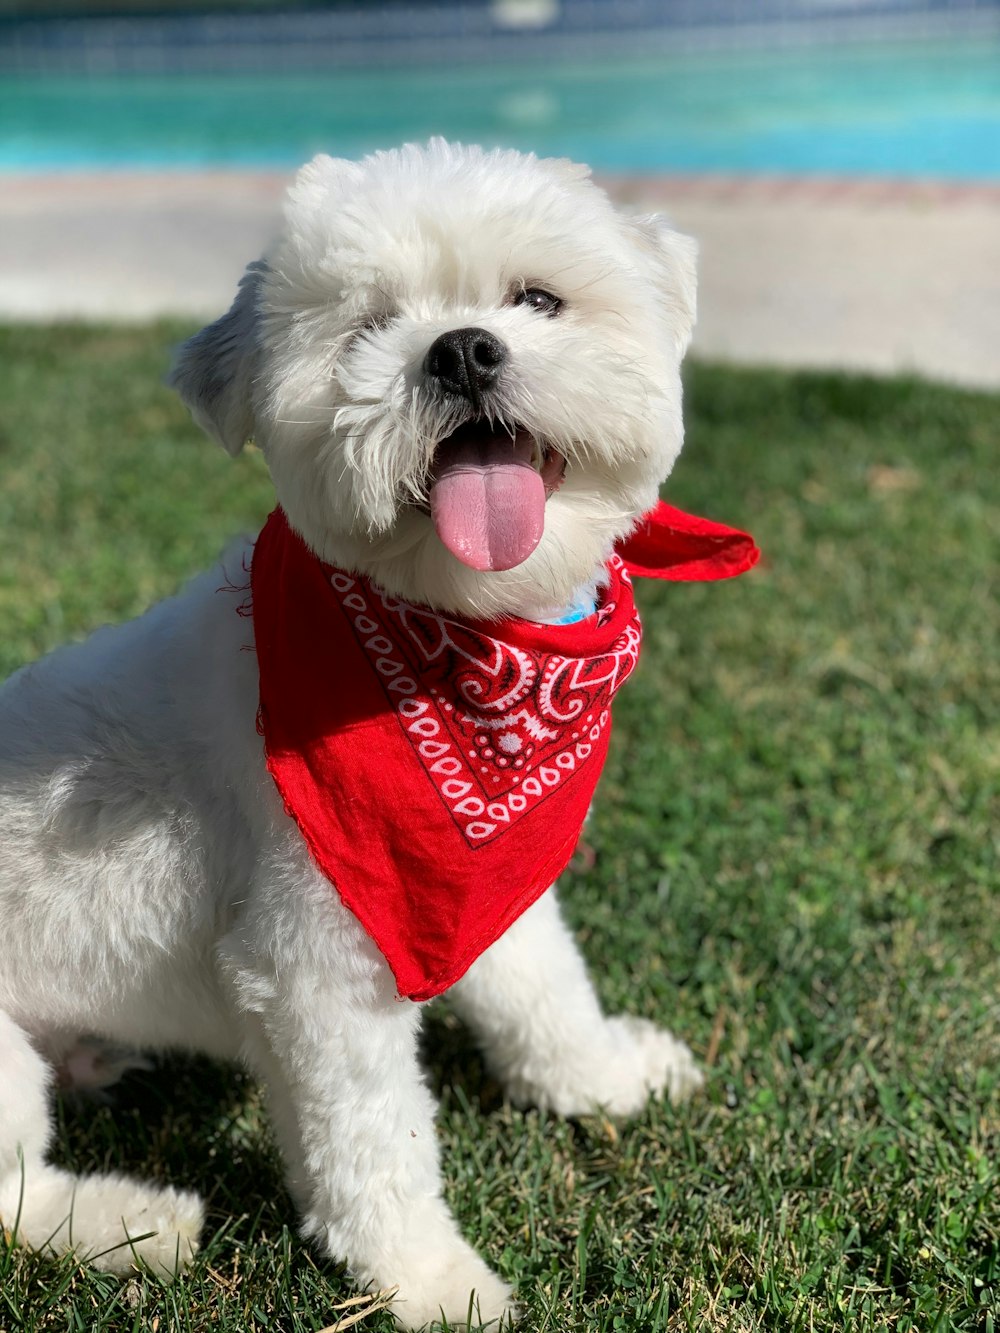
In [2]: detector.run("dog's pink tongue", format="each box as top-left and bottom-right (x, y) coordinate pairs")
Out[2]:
(430, 434), (544, 571)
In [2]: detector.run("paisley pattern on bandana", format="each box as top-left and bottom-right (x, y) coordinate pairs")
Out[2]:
(327, 562), (641, 846)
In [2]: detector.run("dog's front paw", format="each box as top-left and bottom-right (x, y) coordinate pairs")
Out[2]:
(609, 1015), (705, 1107)
(387, 1242), (518, 1330)
(502, 1016), (703, 1118)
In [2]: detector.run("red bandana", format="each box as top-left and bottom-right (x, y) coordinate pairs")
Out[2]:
(251, 503), (758, 1001)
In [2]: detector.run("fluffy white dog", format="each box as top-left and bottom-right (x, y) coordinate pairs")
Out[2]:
(0, 141), (705, 1329)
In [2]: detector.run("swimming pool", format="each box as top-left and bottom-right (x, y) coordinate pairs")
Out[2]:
(2, 38), (999, 178)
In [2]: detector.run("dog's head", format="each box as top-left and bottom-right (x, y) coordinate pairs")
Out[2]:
(171, 140), (696, 619)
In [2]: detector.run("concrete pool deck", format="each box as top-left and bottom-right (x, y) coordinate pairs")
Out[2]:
(1, 170), (998, 389)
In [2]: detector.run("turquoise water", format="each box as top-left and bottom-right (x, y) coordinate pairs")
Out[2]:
(3, 39), (999, 178)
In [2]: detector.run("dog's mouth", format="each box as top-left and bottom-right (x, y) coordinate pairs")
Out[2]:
(427, 420), (566, 572)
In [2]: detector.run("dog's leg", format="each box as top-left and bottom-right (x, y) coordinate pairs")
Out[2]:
(0, 1010), (203, 1278)
(449, 888), (704, 1116)
(223, 880), (517, 1332)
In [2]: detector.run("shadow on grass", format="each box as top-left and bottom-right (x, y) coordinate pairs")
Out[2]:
(49, 1021), (507, 1230)
(51, 1052), (291, 1246)
(421, 1006), (505, 1116)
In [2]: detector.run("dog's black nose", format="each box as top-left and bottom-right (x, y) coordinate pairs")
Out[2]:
(425, 328), (507, 406)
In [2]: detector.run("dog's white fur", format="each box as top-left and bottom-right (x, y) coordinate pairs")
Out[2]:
(0, 142), (703, 1329)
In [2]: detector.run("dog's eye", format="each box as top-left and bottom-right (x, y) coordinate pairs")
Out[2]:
(514, 288), (562, 317)
(361, 312), (391, 333)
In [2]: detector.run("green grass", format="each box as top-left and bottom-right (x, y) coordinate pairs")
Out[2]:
(0, 324), (998, 1332)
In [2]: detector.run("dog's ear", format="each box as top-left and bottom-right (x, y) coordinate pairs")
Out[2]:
(168, 260), (265, 456)
(627, 216), (698, 355)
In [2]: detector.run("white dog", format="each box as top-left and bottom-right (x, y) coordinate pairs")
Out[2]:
(0, 141), (715, 1329)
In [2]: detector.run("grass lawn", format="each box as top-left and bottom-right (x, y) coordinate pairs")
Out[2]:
(0, 324), (997, 1332)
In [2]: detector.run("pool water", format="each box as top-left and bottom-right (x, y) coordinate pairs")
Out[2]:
(3, 38), (999, 178)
